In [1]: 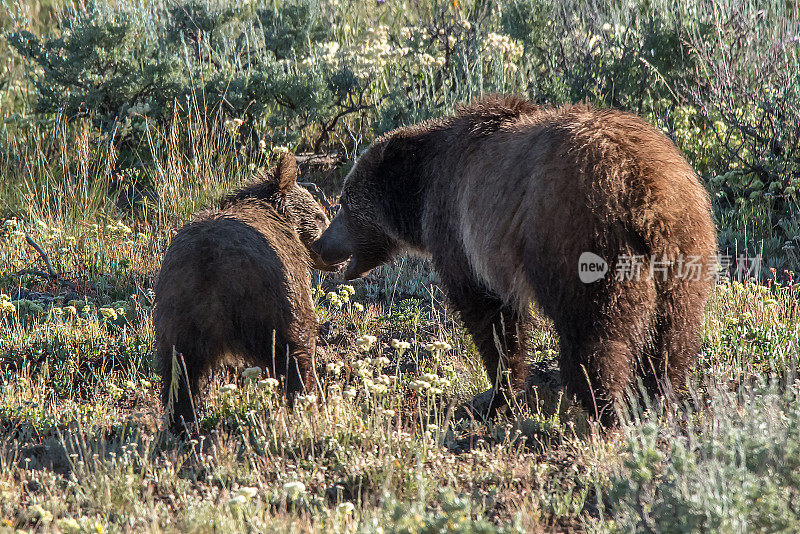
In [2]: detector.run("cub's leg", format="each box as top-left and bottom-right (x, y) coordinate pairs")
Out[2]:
(256, 331), (315, 401)
(158, 340), (203, 434)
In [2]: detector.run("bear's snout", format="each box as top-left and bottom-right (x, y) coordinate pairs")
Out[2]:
(312, 214), (353, 267)
(312, 234), (351, 267)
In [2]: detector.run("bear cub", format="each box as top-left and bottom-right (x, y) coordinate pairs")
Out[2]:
(155, 153), (331, 433)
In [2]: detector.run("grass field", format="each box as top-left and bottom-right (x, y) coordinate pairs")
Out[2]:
(2, 0), (800, 532)
(3, 214), (800, 532)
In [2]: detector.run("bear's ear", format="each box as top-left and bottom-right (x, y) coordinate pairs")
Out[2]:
(274, 152), (298, 192)
(382, 136), (410, 162)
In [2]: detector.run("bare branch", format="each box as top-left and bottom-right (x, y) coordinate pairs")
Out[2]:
(23, 234), (79, 290)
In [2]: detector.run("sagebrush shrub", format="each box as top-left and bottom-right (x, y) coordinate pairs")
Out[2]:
(610, 379), (800, 532)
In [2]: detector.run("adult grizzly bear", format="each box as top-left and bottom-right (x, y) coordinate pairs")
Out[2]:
(155, 154), (332, 433)
(313, 96), (717, 424)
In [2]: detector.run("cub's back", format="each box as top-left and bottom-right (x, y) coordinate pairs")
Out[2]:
(155, 201), (311, 348)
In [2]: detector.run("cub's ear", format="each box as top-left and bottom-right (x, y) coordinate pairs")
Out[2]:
(274, 152), (298, 192)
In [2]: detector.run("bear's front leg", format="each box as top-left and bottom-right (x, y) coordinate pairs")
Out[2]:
(284, 347), (314, 399)
(443, 275), (531, 416)
(280, 332), (316, 401)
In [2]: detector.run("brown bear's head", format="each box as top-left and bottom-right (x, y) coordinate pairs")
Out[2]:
(313, 135), (424, 279)
(278, 154), (337, 270)
(224, 153), (334, 270)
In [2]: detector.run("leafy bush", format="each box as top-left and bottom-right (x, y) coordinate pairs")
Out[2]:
(4, 0), (800, 269)
(610, 378), (800, 532)
(1, 1), (715, 150)
(675, 1), (800, 274)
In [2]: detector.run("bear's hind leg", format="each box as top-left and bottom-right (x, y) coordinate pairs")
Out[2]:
(556, 278), (658, 425)
(642, 278), (709, 400)
(558, 334), (637, 425)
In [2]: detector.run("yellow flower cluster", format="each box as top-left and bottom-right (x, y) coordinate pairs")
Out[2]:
(0, 294), (15, 314)
(326, 285), (355, 309)
(99, 307), (118, 320)
(105, 221), (132, 235)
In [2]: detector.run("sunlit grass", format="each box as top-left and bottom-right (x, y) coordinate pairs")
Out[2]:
(1, 0), (799, 530)
(2, 217), (799, 530)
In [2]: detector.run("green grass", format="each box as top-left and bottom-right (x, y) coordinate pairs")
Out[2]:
(2, 213), (800, 531)
(1, 0), (800, 531)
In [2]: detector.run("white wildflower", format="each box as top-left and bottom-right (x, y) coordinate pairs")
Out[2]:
(337, 501), (355, 514)
(228, 495), (247, 506)
(355, 334), (377, 351)
(297, 394), (317, 406)
(283, 481), (306, 498)
(391, 339), (411, 350)
(485, 32), (523, 58)
(237, 487), (258, 499)
(242, 366), (261, 380)
(408, 380), (428, 392)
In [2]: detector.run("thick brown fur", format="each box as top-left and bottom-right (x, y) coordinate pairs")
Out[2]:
(313, 95), (717, 424)
(155, 154), (331, 433)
